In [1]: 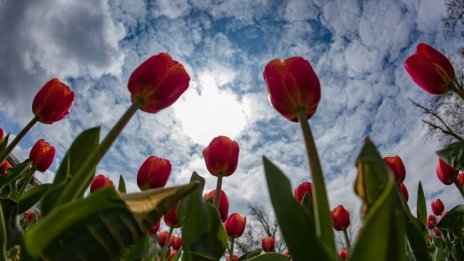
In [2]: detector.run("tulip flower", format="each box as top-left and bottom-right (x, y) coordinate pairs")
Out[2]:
(90, 174), (114, 193)
(436, 159), (458, 185)
(434, 228), (442, 237)
(261, 237), (275, 252)
(226, 255), (239, 261)
(203, 136), (239, 177)
(332, 205), (350, 231)
(149, 220), (161, 236)
(294, 181), (313, 203)
(383, 155), (406, 183)
(29, 139), (55, 172)
(157, 231), (170, 247)
(431, 199), (444, 216)
(168, 250), (178, 261)
(405, 43), (455, 95)
(0, 128), (4, 141)
(137, 156), (171, 190)
(204, 189), (229, 222)
(225, 213), (247, 239)
(284, 251), (290, 257)
(164, 204), (180, 228)
(128, 53), (190, 113)
(339, 250), (348, 260)
(427, 215), (437, 229)
(170, 236), (182, 251)
(399, 183), (409, 202)
(0, 161), (11, 175)
(263, 56), (321, 122)
(26, 210), (35, 225)
(457, 173), (464, 188)
(32, 78), (75, 124)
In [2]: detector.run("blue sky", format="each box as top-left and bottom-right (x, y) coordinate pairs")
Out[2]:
(0, 0), (462, 220)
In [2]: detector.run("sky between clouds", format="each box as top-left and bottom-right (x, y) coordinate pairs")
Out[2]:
(0, 0), (462, 218)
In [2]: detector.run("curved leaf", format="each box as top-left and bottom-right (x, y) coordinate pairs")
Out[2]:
(437, 205), (464, 230)
(247, 253), (290, 261)
(18, 184), (51, 213)
(237, 249), (262, 261)
(0, 160), (31, 191)
(118, 175), (127, 193)
(436, 141), (464, 171)
(416, 182), (427, 226)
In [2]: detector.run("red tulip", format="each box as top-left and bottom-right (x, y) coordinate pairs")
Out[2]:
(0, 161), (11, 175)
(157, 231), (170, 247)
(294, 182), (313, 203)
(339, 250), (348, 260)
(431, 199), (444, 216)
(170, 236), (182, 250)
(383, 156), (406, 183)
(436, 159), (458, 185)
(164, 204), (180, 228)
(29, 139), (55, 172)
(149, 220), (161, 235)
(284, 251), (290, 257)
(427, 215), (437, 229)
(32, 78), (75, 124)
(203, 189), (229, 222)
(168, 250), (178, 261)
(90, 174), (114, 193)
(202, 136), (239, 177)
(263, 56), (321, 122)
(399, 183), (409, 202)
(26, 210), (35, 225)
(457, 173), (464, 188)
(434, 228), (442, 237)
(224, 213), (247, 238)
(261, 236), (275, 252)
(226, 255), (239, 261)
(128, 53), (190, 113)
(332, 205), (350, 231)
(0, 128), (4, 141)
(137, 156), (171, 190)
(405, 43), (455, 94)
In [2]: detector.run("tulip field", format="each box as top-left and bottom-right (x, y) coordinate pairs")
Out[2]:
(0, 44), (463, 261)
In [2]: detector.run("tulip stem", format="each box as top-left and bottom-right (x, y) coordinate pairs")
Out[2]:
(229, 237), (235, 258)
(15, 166), (35, 201)
(343, 229), (351, 251)
(450, 84), (464, 102)
(214, 175), (223, 209)
(454, 181), (464, 199)
(0, 116), (38, 164)
(296, 107), (336, 252)
(160, 227), (174, 261)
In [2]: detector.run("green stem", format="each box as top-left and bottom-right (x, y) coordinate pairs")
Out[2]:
(214, 175), (223, 209)
(0, 117), (38, 164)
(15, 167), (35, 200)
(0, 204), (7, 261)
(57, 100), (141, 204)
(454, 181), (464, 200)
(160, 227), (174, 261)
(229, 237), (235, 258)
(343, 229), (351, 251)
(450, 83), (464, 101)
(296, 107), (336, 252)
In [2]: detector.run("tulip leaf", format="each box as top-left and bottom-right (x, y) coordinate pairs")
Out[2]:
(436, 141), (464, 171)
(0, 199), (22, 249)
(437, 205), (464, 230)
(120, 234), (150, 261)
(401, 193), (430, 261)
(177, 172), (227, 261)
(247, 253), (290, 261)
(237, 249), (262, 261)
(118, 175), (127, 193)
(40, 127), (100, 216)
(263, 157), (335, 261)
(0, 134), (9, 155)
(416, 182), (427, 226)
(0, 160), (31, 191)
(0, 201), (7, 260)
(18, 184), (51, 214)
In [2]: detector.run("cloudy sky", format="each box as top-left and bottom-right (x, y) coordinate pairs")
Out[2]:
(0, 0), (462, 222)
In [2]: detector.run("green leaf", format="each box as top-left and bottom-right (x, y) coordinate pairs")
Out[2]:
(0, 160), (31, 191)
(18, 184), (51, 214)
(436, 141), (464, 171)
(118, 175), (127, 193)
(416, 182), (427, 226)
(0, 199), (22, 249)
(177, 172), (227, 261)
(437, 205), (464, 230)
(40, 127), (100, 216)
(237, 249), (262, 261)
(0, 201), (7, 260)
(263, 157), (334, 261)
(247, 253), (290, 261)
(402, 199), (431, 261)
(120, 234), (150, 261)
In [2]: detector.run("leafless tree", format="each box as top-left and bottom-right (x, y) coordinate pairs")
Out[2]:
(442, 0), (464, 39)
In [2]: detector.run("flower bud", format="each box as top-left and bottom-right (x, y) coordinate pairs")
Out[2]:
(164, 204), (180, 228)
(203, 136), (239, 177)
(149, 220), (161, 236)
(29, 139), (55, 172)
(436, 159), (458, 185)
(434, 228), (442, 237)
(157, 231), (170, 247)
(294, 182), (312, 203)
(261, 236), (275, 252)
(32, 78), (75, 124)
(226, 255), (239, 261)
(128, 53), (190, 113)
(427, 215), (437, 229)
(383, 155), (406, 183)
(90, 174), (114, 193)
(332, 205), (350, 231)
(137, 156), (171, 190)
(399, 183), (409, 202)
(339, 250), (348, 260)
(0, 128), (4, 141)
(431, 199), (444, 216)
(405, 43), (455, 95)
(170, 236), (182, 251)
(224, 213), (247, 238)
(263, 56), (321, 122)
(203, 189), (229, 222)
(0, 161), (11, 175)
(168, 250), (177, 261)
(26, 210), (35, 225)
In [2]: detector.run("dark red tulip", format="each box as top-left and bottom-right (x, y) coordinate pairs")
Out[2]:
(170, 236), (182, 251)
(203, 136), (239, 177)
(261, 236), (275, 252)
(32, 78), (75, 124)
(226, 255), (239, 261)
(294, 182), (312, 203)
(29, 139), (55, 172)
(383, 155), (406, 183)
(26, 210), (35, 225)
(90, 174), (114, 193)
(405, 43), (455, 94)
(431, 199), (444, 216)
(339, 250), (348, 260)
(427, 215), (437, 229)
(332, 205), (350, 231)
(263, 56), (321, 122)
(434, 228), (442, 237)
(224, 213), (247, 238)
(157, 231), (170, 247)
(149, 220), (161, 235)
(0, 128), (4, 141)
(0, 161), (11, 175)
(399, 183), (409, 202)
(128, 53), (190, 113)
(436, 159), (458, 185)
(164, 204), (180, 228)
(457, 173), (464, 188)
(203, 189), (229, 222)
(137, 156), (171, 190)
